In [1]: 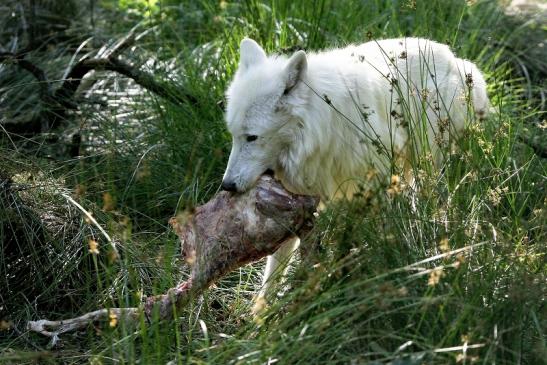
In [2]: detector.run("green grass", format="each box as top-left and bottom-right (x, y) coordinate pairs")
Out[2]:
(0, 0), (545, 364)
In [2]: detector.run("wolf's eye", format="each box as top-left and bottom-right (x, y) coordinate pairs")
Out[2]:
(246, 135), (258, 142)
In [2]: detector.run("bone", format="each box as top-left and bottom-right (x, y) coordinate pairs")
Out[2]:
(28, 175), (318, 340)
(146, 175), (319, 318)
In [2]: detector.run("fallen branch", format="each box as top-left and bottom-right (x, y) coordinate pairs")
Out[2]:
(55, 57), (197, 108)
(0, 27), (197, 135)
(27, 176), (318, 344)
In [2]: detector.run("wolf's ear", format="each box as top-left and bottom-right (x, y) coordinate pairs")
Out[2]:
(239, 38), (267, 71)
(283, 50), (307, 94)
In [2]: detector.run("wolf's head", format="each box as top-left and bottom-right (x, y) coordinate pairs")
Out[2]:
(221, 38), (308, 193)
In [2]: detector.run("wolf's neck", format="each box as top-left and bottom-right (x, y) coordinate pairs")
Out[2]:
(278, 61), (389, 199)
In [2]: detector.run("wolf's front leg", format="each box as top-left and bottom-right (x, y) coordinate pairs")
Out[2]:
(252, 236), (300, 316)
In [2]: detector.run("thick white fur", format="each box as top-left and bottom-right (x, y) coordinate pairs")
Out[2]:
(223, 37), (489, 308)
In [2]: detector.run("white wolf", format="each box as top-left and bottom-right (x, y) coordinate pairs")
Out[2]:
(222, 37), (489, 310)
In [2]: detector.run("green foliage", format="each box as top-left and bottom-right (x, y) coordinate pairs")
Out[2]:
(0, 0), (545, 364)
(117, 0), (160, 18)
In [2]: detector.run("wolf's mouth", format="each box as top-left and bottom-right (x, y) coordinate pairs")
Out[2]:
(263, 168), (274, 176)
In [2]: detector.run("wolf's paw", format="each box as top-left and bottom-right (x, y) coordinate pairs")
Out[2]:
(251, 295), (268, 324)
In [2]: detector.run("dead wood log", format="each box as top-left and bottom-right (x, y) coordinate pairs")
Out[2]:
(27, 176), (318, 343)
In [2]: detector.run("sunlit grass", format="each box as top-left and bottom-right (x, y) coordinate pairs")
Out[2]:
(0, 0), (545, 364)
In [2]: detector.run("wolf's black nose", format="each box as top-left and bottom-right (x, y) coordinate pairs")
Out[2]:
(221, 181), (238, 192)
